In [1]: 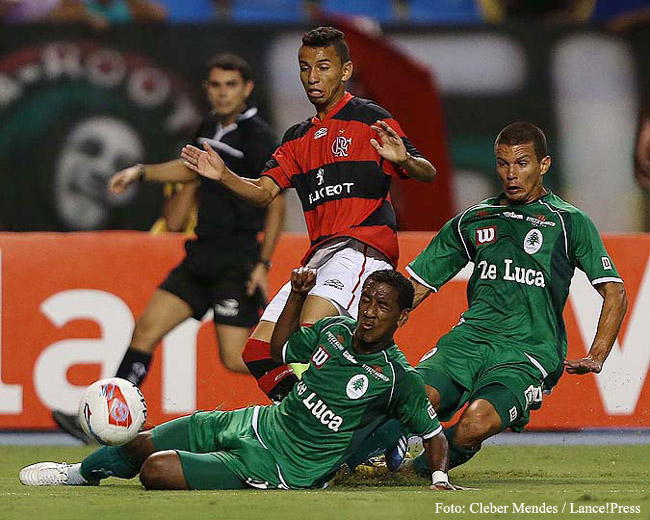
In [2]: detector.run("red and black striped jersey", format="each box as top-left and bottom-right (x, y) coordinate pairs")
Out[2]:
(261, 93), (423, 266)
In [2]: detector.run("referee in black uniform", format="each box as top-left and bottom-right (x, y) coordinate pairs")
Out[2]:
(52, 53), (284, 443)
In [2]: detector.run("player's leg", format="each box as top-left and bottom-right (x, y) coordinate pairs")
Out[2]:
(139, 451), (247, 490)
(211, 268), (266, 374)
(215, 325), (251, 373)
(20, 423), (172, 486)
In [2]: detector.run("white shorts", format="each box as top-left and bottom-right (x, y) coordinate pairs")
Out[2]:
(260, 243), (393, 323)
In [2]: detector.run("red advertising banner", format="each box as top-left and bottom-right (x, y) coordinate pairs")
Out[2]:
(0, 232), (648, 430)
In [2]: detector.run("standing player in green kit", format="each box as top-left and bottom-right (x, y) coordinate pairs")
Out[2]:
(20, 269), (458, 491)
(404, 122), (628, 472)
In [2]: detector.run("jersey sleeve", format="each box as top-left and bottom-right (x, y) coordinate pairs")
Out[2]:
(261, 126), (301, 190)
(281, 319), (328, 364)
(389, 369), (442, 439)
(406, 215), (470, 292)
(570, 212), (623, 285)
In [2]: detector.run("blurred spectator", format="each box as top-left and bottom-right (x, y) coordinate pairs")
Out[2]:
(0, 0), (82, 23)
(83, 0), (167, 29)
(479, 0), (593, 22)
(1, 0), (167, 27)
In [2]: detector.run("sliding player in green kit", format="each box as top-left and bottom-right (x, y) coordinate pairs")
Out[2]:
(20, 269), (459, 491)
(403, 122), (628, 473)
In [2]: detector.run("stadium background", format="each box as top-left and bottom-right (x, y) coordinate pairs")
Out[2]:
(0, 1), (648, 433)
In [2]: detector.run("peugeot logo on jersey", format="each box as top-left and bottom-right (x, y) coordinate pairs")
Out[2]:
(476, 225), (497, 245)
(346, 374), (369, 399)
(524, 229), (543, 254)
(316, 168), (325, 186)
(332, 136), (352, 157)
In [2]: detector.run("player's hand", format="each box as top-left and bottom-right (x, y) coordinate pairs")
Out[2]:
(430, 481), (465, 491)
(290, 267), (317, 295)
(247, 263), (268, 300)
(370, 120), (408, 164)
(181, 142), (226, 181)
(564, 355), (603, 375)
(108, 165), (142, 194)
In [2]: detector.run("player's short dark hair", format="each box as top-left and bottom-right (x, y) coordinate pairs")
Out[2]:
(365, 270), (414, 311)
(495, 121), (548, 161)
(301, 26), (351, 64)
(206, 53), (252, 82)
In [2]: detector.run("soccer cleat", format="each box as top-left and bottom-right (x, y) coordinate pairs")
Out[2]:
(385, 434), (409, 471)
(51, 410), (95, 445)
(19, 462), (97, 486)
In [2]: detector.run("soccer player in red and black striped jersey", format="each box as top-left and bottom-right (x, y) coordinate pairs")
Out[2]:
(182, 27), (437, 402)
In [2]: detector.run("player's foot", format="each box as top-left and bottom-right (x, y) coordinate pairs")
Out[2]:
(385, 434), (409, 471)
(51, 410), (95, 444)
(19, 462), (98, 486)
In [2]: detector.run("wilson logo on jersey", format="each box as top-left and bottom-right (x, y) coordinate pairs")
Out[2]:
(311, 346), (331, 369)
(346, 374), (369, 400)
(331, 136), (352, 157)
(524, 229), (543, 254)
(313, 127), (328, 140)
(475, 226), (497, 245)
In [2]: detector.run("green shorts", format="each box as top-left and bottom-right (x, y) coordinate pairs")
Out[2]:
(151, 407), (281, 489)
(416, 326), (547, 431)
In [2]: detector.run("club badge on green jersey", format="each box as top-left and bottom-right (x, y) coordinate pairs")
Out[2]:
(346, 374), (369, 400)
(524, 229), (544, 254)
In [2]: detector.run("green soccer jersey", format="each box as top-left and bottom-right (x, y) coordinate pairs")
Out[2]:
(407, 192), (623, 385)
(256, 315), (442, 489)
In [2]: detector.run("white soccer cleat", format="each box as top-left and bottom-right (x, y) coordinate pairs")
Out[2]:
(19, 462), (82, 486)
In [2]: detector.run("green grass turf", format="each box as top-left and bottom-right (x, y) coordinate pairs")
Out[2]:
(1, 444), (648, 520)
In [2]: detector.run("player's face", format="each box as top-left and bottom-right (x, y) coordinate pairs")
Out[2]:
(298, 45), (352, 114)
(495, 142), (551, 204)
(354, 280), (409, 353)
(204, 68), (253, 124)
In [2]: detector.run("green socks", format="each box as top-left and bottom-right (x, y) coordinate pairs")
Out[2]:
(80, 446), (140, 482)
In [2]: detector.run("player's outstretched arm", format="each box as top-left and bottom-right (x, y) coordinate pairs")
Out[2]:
(181, 142), (279, 207)
(370, 120), (436, 183)
(565, 281), (627, 375)
(422, 432), (460, 491)
(108, 159), (197, 194)
(270, 268), (317, 363)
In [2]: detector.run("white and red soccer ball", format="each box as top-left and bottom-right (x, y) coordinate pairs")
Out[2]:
(78, 378), (147, 446)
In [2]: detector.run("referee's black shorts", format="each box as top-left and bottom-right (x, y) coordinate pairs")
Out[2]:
(159, 256), (264, 328)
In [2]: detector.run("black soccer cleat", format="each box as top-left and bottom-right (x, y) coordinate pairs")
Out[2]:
(51, 410), (95, 445)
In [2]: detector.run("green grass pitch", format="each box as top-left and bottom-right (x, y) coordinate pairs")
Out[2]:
(1, 444), (648, 520)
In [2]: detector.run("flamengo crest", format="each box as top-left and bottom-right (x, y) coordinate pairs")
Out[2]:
(332, 136), (352, 157)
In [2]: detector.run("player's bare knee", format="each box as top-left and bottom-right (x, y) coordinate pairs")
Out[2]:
(455, 400), (502, 448)
(140, 451), (177, 490)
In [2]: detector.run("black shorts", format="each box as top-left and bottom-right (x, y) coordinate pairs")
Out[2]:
(159, 256), (265, 328)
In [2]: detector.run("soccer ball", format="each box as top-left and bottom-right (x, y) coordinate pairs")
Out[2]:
(78, 378), (147, 446)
